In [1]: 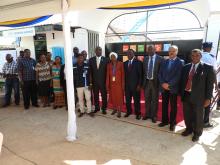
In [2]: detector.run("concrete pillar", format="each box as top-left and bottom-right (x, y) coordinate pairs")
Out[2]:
(62, 0), (77, 142)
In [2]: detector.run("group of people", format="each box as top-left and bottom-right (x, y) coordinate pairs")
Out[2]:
(2, 42), (217, 142)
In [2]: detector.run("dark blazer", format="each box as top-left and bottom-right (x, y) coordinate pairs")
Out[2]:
(89, 56), (109, 86)
(73, 63), (90, 88)
(143, 54), (163, 88)
(124, 58), (142, 91)
(158, 57), (184, 94)
(180, 63), (215, 105)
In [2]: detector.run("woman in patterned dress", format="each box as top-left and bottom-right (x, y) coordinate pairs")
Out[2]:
(52, 56), (65, 109)
(35, 54), (52, 107)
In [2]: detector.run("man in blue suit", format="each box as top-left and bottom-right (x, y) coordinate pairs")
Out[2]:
(158, 45), (184, 131)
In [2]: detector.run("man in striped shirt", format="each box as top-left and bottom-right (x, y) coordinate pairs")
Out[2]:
(18, 49), (39, 109)
(2, 54), (20, 107)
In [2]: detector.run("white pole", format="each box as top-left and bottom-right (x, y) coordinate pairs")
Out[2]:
(62, 0), (77, 141)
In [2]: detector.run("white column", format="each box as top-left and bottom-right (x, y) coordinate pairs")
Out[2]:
(62, 0), (77, 141)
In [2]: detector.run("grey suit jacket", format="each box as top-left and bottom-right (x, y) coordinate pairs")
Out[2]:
(143, 54), (164, 88)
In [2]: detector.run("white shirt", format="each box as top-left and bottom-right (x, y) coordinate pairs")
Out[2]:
(201, 52), (217, 70)
(96, 56), (102, 68)
(128, 57), (135, 65)
(147, 54), (156, 80)
(189, 62), (200, 73)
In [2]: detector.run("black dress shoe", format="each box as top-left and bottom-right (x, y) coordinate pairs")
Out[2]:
(169, 125), (175, 131)
(142, 116), (150, 120)
(158, 122), (168, 127)
(78, 113), (84, 117)
(192, 135), (199, 142)
(88, 112), (94, 117)
(2, 104), (10, 108)
(204, 123), (213, 128)
(33, 104), (39, 108)
(24, 106), (29, 110)
(152, 118), (157, 123)
(124, 113), (131, 118)
(93, 109), (100, 113)
(102, 110), (107, 115)
(136, 115), (141, 120)
(181, 130), (192, 136)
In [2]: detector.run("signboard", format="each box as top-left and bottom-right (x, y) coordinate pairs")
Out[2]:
(137, 45), (145, 52)
(123, 44), (129, 52)
(3, 27), (35, 38)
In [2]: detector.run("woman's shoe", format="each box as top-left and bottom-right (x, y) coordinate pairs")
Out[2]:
(111, 110), (117, 115)
(117, 111), (121, 118)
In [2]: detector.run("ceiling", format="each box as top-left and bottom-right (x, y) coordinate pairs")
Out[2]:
(0, 0), (212, 33)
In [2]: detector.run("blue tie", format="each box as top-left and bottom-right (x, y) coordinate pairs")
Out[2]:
(147, 57), (153, 79)
(168, 59), (174, 71)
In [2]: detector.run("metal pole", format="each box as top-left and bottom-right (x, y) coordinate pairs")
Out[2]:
(62, 0), (77, 141)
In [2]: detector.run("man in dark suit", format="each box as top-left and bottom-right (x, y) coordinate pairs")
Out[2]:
(143, 45), (163, 123)
(158, 45), (184, 131)
(124, 49), (142, 120)
(180, 49), (215, 142)
(89, 46), (108, 114)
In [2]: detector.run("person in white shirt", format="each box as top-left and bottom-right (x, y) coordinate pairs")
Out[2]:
(201, 42), (217, 128)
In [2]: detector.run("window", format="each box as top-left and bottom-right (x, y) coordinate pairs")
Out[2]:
(106, 8), (203, 43)
(88, 30), (99, 58)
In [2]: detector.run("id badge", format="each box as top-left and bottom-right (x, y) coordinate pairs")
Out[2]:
(112, 76), (116, 82)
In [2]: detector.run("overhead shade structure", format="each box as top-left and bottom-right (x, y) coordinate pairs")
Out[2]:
(99, 0), (194, 10)
(0, 15), (52, 27)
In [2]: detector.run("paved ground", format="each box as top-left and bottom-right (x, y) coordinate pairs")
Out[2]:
(0, 105), (220, 165)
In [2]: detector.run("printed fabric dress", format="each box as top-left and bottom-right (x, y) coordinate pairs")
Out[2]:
(52, 65), (65, 106)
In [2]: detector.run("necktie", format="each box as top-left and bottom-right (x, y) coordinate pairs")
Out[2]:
(185, 64), (196, 91)
(128, 60), (132, 71)
(168, 59), (174, 71)
(97, 57), (100, 69)
(147, 57), (153, 79)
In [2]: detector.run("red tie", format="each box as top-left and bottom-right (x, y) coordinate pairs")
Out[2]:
(185, 64), (196, 91)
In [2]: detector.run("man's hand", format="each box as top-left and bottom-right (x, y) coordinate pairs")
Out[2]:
(204, 99), (211, 108)
(162, 83), (169, 90)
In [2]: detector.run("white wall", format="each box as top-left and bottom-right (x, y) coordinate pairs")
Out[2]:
(206, 14), (220, 56)
(19, 36), (35, 58)
(46, 29), (88, 54)
(71, 28), (88, 53)
(19, 29), (89, 59)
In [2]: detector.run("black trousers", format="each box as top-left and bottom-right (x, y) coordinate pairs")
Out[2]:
(125, 87), (141, 115)
(144, 80), (159, 119)
(218, 82), (220, 107)
(204, 106), (210, 124)
(23, 80), (38, 108)
(93, 83), (107, 110)
(183, 92), (204, 136)
(161, 90), (178, 125)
